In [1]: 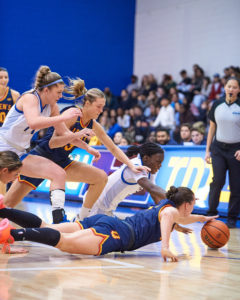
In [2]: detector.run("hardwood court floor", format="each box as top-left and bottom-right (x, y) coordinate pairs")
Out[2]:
(0, 201), (240, 300)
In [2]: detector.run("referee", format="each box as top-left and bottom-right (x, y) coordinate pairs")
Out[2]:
(205, 77), (240, 228)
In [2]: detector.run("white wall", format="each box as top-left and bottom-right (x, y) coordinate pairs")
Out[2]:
(134, 0), (240, 83)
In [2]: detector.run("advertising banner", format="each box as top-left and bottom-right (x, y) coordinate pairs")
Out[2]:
(32, 146), (230, 215)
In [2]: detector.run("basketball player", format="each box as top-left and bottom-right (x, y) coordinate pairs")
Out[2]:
(3, 81), (149, 222)
(0, 67), (20, 127)
(0, 67), (20, 195)
(88, 143), (166, 217)
(0, 186), (218, 261)
(0, 65), (89, 223)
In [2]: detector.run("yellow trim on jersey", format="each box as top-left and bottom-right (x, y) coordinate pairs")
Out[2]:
(75, 220), (84, 230)
(90, 227), (109, 256)
(80, 118), (91, 128)
(0, 87), (9, 101)
(18, 176), (37, 190)
(158, 204), (173, 223)
(64, 160), (75, 170)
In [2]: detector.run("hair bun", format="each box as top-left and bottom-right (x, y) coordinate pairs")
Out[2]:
(166, 186), (178, 200)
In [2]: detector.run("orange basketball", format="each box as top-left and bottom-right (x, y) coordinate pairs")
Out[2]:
(201, 220), (230, 248)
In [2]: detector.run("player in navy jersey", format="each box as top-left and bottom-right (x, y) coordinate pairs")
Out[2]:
(0, 68), (20, 195)
(0, 186), (217, 261)
(3, 81), (149, 223)
(0, 67), (20, 127)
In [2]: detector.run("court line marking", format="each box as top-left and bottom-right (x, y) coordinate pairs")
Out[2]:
(0, 258), (143, 272)
(203, 255), (240, 260)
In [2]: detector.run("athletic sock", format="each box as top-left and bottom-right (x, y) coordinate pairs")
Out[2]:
(78, 206), (91, 221)
(50, 189), (65, 211)
(0, 208), (42, 228)
(10, 228), (61, 247)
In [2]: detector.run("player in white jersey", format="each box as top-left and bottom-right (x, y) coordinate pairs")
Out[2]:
(89, 143), (166, 217)
(0, 90), (51, 155)
(0, 65), (86, 222)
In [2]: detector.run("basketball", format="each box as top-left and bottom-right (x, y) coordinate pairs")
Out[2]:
(201, 220), (230, 248)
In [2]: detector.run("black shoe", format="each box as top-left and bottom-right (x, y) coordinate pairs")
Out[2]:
(52, 208), (66, 224)
(226, 219), (236, 229)
(206, 211), (218, 216)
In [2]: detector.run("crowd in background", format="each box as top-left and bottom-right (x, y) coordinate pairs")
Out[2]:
(90, 64), (240, 147)
(1, 64), (240, 148)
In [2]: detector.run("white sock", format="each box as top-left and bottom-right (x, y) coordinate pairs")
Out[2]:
(78, 206), (91, 221)
(50, 189), (65, 211)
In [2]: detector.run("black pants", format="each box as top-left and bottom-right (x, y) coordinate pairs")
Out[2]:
(208, 141), (240, 220)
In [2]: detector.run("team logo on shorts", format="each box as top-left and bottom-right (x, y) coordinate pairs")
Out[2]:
(111, 230), (120, 239)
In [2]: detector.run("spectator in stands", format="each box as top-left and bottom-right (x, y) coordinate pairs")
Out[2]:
(208, 74), (223, 102)
(146, 131), (156, 143)
(152, 97), (175, 130)
(169, 87), (185, 102)
(137, 93), (148, 110)
(161, 74), (176, 93)
(191, 128), (206, 145)
(191, 76), (211, 119)
(134, 119), (150, 144)
(179, 123), (193, 145)
(119, 136), (130, 146)
(148, 74), (158, 91)
(145, 103), (158, 123)
(170, 92), (183, 127)
(179, 103), (195, 124)
(107, 116), (122, 139)
(156, 85), (167, 106)
(156, 128), (177, 145)
(189, 67), (204, 101)
(146, 90), (159, 107)
(140, 75), (151, 96)
(116, 107), (131, 130)
(109, 108), (117, 118)
(128, 89), (138, 108)
(113, 131), (124, 145)
(118, 89), (131, 110)
(126, 75), (139, 93)
(223, 67), (231, 79)
(104, 87), (118, 110)
(177, 70), (192, 93)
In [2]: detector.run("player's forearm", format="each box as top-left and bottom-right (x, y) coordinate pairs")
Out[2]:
(72, 139), (89, 151)
(49, 132), (75, 149)
(27, 115), (66, 131)
(177, 214), (206, 225)
(160, 214), (174, 248)
(149, 186), (166, 202)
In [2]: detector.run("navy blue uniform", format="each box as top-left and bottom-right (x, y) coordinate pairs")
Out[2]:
(76, 199), (175, 255)
(19, 106), (93, 188)
(0, 87), (15, 126)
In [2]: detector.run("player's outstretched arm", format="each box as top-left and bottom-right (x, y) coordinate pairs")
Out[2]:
(177, 214), (219, 225)
(160, 207), (179, 262)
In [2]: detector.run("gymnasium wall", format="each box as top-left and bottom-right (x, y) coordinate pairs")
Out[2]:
(0, 0), (135, 95)
(134, 0), (240, 82)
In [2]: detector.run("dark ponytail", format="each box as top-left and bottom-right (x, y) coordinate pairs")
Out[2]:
(125, 142), (164, 159)
(125, 145), (140, 158)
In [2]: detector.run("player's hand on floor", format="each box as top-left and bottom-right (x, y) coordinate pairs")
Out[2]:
(161, 248), (178, 262)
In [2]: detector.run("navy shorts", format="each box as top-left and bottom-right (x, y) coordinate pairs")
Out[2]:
(19, 149), (74, 189)
(78, 215), (132, 255)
